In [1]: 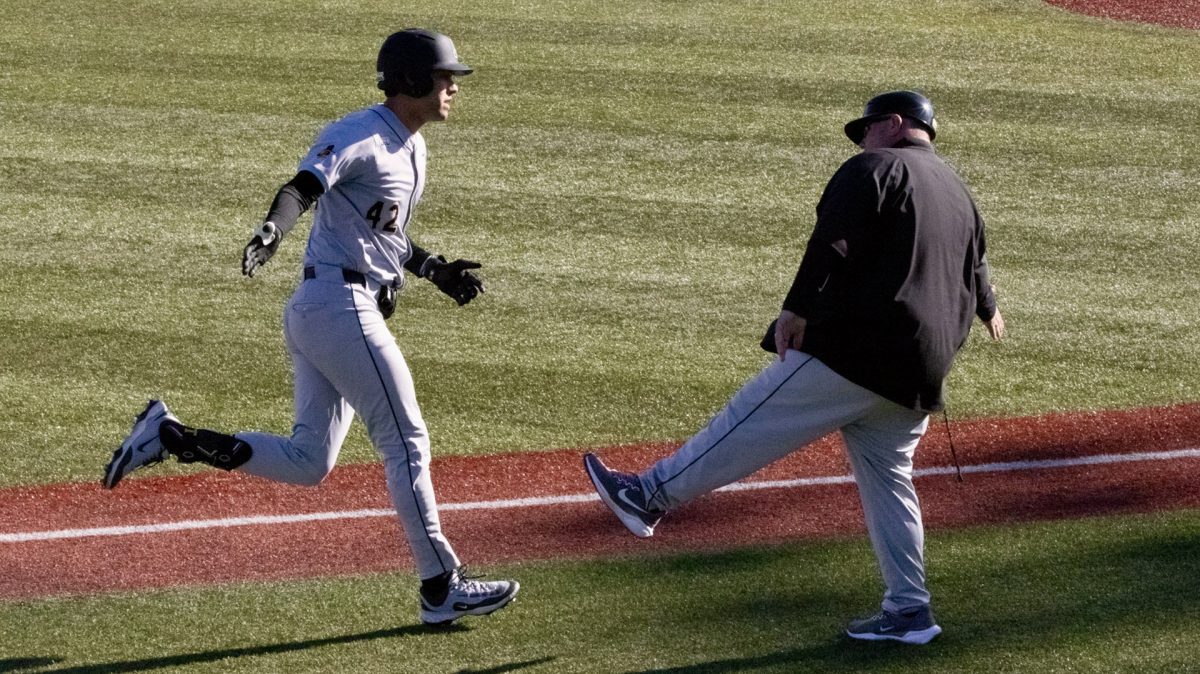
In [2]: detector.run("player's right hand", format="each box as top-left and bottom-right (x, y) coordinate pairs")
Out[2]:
(242, 222), (281, 277)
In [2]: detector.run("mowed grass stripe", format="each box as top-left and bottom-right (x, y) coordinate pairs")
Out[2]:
(1, 0), (1198, 487)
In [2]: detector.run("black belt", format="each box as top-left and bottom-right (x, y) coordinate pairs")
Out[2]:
(303, 266), (367, 285)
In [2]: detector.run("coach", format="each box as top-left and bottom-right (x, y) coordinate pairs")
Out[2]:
(585, 90), (1004, 645)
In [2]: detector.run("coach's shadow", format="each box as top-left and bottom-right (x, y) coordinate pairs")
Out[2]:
(27, 624), (552, 674)
(624, 638), (916, 674)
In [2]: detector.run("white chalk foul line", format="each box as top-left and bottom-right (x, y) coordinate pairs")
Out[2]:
(3, 447), (1198, 544)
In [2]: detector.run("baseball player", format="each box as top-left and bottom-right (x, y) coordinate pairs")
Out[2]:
(103, 28), (518, 626)
(585, 91), (1004, 645)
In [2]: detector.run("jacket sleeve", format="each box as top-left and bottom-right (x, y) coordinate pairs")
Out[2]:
(782, 154), (890, 316)
(973, 216), (998, 321)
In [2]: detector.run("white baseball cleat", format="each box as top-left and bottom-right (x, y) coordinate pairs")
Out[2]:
(102, 400), (179, 489)
(419, 567), (519, 626)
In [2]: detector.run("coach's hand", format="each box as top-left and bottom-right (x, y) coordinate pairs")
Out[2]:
(773, 309), (807, 361)
(425, 255), (486, 306)
(984, 308), (1006, 341)
(242, 222), (281, 278)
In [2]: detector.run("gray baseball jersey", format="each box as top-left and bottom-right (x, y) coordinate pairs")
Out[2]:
(300, 104), (427, 287)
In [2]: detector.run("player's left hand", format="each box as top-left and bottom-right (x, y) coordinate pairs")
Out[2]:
(242, 222), (281, 277)
(426, 256), (485, 306)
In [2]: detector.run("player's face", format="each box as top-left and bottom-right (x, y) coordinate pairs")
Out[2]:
(426, 71), (460, 122)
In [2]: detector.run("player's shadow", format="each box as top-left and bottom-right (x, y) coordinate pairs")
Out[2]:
(26, 625), (551, 674)
(1, 658), (63, 672)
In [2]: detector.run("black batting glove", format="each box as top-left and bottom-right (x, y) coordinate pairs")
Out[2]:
(242, 222), (281, 277)
(424, 255), (485, 306)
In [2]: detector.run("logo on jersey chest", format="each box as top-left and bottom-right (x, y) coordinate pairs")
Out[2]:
(316, 144), (335, 158)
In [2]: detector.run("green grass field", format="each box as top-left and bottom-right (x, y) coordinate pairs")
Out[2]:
(5, 512), (1200, 673)
(2, 0), (1198, 671)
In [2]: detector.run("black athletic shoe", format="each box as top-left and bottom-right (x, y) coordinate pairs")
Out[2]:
(583, 452), (664, 538)
(846, 605), (942, 645)
(419, 567), (519, 626)
(103, 400), (180, 489)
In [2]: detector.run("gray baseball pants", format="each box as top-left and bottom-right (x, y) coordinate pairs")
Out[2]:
(641, 350), (931, 612)
(234, 264), (460, 579)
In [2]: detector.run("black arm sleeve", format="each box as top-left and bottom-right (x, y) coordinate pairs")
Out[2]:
(403, 240), (435, 276)
(263, 170), (325, 235)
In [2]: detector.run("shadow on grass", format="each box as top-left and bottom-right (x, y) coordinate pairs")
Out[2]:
(31, 624), (469, 673)
(454, 657), (558, 673)
(626, 513), (1200, 673)
(1, 658), (63, 672)
(627, 636), (938, 674)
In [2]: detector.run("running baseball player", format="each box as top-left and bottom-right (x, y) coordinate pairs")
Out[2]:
(103, 28), (518, 626)
(585, 91), (1004, 645)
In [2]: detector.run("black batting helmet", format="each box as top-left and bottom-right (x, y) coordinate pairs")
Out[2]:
(376, 29), (473, 98)
(844, 90), (938, 144)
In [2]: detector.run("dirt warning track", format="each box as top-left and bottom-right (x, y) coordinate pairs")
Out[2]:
(2, 404), (1199, 600)
(1046, 0), (1200, 29)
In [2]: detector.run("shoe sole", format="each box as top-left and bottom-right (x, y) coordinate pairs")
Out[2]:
(419, 581), (520, 626)
(846, 624), (942, 645)
(103, 400), (166, 490)
(583, 454), (655, 538)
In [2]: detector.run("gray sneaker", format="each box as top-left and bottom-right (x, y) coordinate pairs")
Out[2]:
(419, 567), (519, 626)
(846, 605), (942, 645)
(103, 400), (179, 489)
(583, 452), (664, 538)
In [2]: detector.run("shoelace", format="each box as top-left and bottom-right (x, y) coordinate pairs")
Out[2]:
(613, 472), (660, 514)
(615, 472), (639, 490)
(873, 609), (921, 631)
(452, 567), (502, 596)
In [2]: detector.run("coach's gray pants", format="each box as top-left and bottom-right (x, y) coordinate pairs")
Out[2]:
(233, 265), (460, 580)
(642, 351), (931, 612)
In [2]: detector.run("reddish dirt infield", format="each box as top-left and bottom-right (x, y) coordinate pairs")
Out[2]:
(2, 403), (1199, 600)
(1046, 0), (1200, 29)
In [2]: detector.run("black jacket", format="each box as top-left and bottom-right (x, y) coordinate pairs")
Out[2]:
(781, 140), (996, 413)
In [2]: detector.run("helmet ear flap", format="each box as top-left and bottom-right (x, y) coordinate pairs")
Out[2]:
(379, 68), (433, 98)
(402, 69), (434, 98)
